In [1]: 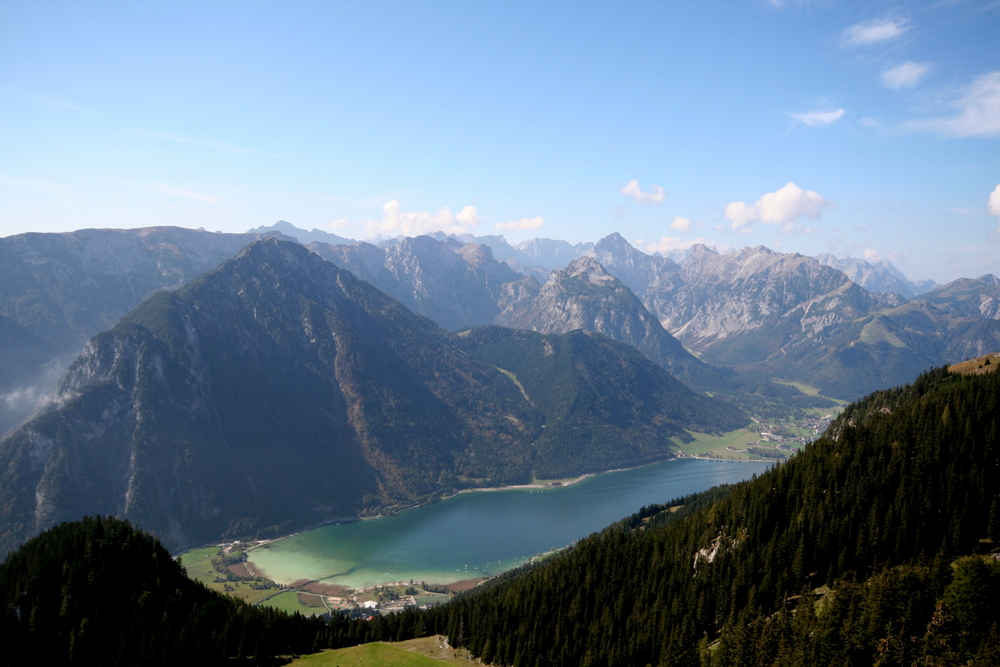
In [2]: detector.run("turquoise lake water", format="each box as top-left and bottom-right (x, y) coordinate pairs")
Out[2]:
(248, 458), (768, 589)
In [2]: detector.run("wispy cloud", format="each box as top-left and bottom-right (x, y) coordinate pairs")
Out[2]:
(905, 71), (1000, 137)
(2, 86), (95, 116)
(786, 108), (845, 127)
(882, 62), (930, 89)
(620, 179), (666, 204)
(842, 19), (910, 46)
(147, 184), (220, 204)
(125, 129), (256, 155)
(0, 174), (72, 199)
(495, 216), (545, 231)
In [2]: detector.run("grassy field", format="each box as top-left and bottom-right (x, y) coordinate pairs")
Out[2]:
(773, 379), (821, 396)
(289, 636), (483, 666)
(263, 590), (329, 616)
(949, 353), (1000, 375)
(179, 547), (223, 585)
(676, 429), (762, 460)
(177, 545), (286, 604)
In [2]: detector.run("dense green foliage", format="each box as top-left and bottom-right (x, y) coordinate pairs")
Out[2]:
(0, 516), (336, 666)
(355, 367), (1000, 666)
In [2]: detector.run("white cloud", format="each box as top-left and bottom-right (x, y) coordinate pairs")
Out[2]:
(725, 182), (831, 234)
(907, 71), (1000, 137)
(863, 247), (879, 260)
(989, 184), (1000, 231)
(725, 202), (757, 233)
(621, 179), (666, 204)
(148, 184), (219, 204)
(787, 109), (845, 127)
(888, 250), (909, 263)
(327, 218), (348, 230)
(756, 182), (829, 224)
(365, 200), (481, 236)
(882, 62), (930, 89)
(843, 19), (910, 46)
(495, 216), (545, 231)
(645, 236), (728, 255)
(669, 216), (693, 233)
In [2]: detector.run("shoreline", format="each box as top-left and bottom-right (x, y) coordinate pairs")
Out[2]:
(250, 455), (774, 547)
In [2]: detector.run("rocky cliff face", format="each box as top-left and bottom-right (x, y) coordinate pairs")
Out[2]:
(814, 253), (934, 297)
(0, 226), (279, 354)
(582, 236), (1000, 398)
(585, 232), (682, 296)
(915, 275), (1000, 320)
(309, 235), (522, 331)
(0, 239), (745, 555)
(0, 226), (284, 434)
(495, 256), (731, 390)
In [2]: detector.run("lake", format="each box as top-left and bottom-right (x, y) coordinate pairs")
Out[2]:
(248, 458), (768, 589)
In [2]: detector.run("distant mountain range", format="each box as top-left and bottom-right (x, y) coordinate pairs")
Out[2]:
(3, 222), (998, 434)
(0, 239), (744, 554)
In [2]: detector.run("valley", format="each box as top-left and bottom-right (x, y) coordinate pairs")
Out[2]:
(177, 457), (766, 614)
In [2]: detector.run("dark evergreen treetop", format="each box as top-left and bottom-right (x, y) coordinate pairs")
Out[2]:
(0, 516), (336, 666)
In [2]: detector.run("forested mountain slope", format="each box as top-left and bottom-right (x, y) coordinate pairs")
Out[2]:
(457, 326), (746, 477)
(0, 516), (334, 666)
(375, 366), (1000, 666)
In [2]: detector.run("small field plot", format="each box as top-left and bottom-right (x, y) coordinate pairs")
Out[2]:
(289, 636), (480, 666)
(263, 590), (328, 617)
(178, 547), (222, 586)
(676, 429), (760, 458)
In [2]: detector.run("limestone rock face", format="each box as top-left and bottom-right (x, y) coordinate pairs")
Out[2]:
(495, 255), (730, 390)
(815, 253), (936, 298)
(309, 235), (522, 331)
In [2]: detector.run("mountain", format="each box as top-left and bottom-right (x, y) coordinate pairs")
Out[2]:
(585, 231), (682, 296)
(0, 226), (279, 434)
(815, 252), (936, 297)
(379, 366), (1000, 666)
(915, 274), (1000, 320)
(0, 516), (333, 666)
(308, 235), (522, 330)
(494, 255), (733, 390)
(248, 219), (356, 245)
(457, 326), (747, 477)
(512, 238), (593, 271)
(0, 226), (280, 355)
(0, 239), (744, 555)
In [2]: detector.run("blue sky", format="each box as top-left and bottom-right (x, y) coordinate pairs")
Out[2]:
(1, 1), (998, 283)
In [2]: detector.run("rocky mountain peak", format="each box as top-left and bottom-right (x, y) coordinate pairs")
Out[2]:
(562, 255), (618, 286)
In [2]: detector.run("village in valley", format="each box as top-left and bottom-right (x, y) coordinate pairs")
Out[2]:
(179, 542), (482, 619)
(675, 411), (838, 462)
